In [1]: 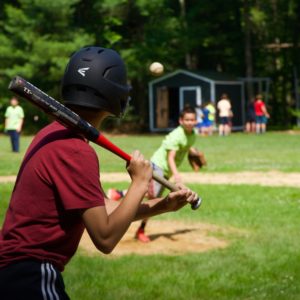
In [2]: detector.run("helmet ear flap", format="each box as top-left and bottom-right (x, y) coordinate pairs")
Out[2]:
(61, 46), (131, 117)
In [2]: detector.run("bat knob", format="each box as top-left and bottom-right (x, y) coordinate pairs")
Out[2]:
(191, 197), (202, 210)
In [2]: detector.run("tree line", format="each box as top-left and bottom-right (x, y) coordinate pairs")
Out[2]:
(0, 0), (299, 133)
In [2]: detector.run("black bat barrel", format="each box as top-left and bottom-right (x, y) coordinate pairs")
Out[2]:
(8, 76), (99, 141)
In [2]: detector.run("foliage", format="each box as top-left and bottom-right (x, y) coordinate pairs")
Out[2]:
(290, 109), (300, 118)
(0, 0), (300, 132)
(100, 105), (142, 133)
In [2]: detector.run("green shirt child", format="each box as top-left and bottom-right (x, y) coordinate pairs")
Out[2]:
(5, 105), (24, 130)
(151, 125), (196, 178)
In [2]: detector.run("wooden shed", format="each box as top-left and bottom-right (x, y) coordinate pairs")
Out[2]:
(148, 69), (270, 132)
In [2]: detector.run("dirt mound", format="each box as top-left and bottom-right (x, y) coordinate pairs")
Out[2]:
(79, 220), (241, 257)
(97, 171), (300, 187)
(2, 171), (300, 187)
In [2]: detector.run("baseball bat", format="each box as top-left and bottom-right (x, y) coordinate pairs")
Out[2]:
(8, 76), (201, 210)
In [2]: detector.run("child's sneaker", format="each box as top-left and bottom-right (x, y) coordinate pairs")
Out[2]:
(135, 228), (150, 243)
(107, 189), (123, 201)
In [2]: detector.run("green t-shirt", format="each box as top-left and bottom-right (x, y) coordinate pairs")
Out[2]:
(206, 104), (216, 121)
(5, 106), (24, 130)
(151, 126), (196, 178)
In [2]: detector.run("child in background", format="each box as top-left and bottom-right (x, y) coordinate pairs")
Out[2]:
(109, 106), (201, 242)
(195, 104), (203, 134)
(217, 93), (232, 136)
(205, 101), (216, 135)
(254, 94), (270, 134)
(4, 97), (24, 152)
(245, 98), (256, 133)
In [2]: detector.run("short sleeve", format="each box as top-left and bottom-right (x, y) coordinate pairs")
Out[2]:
(163, 129), (183, 151)
(50, 143), (105, 210)
(4, 107), (10, 118)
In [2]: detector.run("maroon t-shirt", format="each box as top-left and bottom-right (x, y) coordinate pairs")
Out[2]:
(0, 121), (105, 271)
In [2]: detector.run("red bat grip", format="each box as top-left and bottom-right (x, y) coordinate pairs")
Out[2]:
(96, 135), (174, 189)
(96, 135), (132, 162)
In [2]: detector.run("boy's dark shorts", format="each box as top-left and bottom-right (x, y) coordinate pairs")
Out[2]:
(219, 117), (229, 125)
(0, 260), (70, 300)
(256, 115), (264, 124)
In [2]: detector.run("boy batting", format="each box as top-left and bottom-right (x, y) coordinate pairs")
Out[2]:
(0, 46), (198, 299)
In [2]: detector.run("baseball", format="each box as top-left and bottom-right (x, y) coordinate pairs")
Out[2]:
(149, 62), (164, 76)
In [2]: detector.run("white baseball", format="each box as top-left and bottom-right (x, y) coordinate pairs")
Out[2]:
(149, 62), (164, 76)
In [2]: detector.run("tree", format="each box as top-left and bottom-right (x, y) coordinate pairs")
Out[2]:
(0, 0), (94, 129)
(1, 0), (299, 131)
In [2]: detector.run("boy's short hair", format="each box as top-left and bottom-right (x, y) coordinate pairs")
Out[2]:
(180, 106), (196, 118)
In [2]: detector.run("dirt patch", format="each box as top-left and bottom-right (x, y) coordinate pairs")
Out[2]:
(179, 171), (300, 187)
(1, 171), (300, 187)
(99, 171), (300, 187)
(79, 220), (241, 257)
(0, 176), (17, 183)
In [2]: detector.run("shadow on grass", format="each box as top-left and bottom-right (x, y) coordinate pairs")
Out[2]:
(148, 228), (197, 241)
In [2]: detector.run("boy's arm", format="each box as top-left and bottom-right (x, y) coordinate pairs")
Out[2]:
(17, 118), (24, 132)
(17, 108), (25, 132)
(262, 104), (270, 118)
(167, 150), (181, 183)
(82, 150), (199, 254)
(104, 189), (198, 221)
(4, 109), (9, 130)
(134, 188), (197, 220)
(82, 177), (197, 254)
(82, 151), (152, 254)
(82, 180), (148, 254)
(4, 118), (8, 130)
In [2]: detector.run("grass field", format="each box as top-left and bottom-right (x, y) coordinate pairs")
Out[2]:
(0, 131), (300, 299)
(0, 131), (300, 175)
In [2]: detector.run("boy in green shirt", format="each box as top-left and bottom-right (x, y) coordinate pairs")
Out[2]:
(4, 97), (24, 152)
(108, 106), (199, 242)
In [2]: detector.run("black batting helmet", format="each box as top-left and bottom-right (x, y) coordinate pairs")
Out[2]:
(61, 46), (131, 117)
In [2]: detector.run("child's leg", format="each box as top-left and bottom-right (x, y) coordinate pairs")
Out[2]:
(135, 165), (165, 243)
(218, 124), (224, 136)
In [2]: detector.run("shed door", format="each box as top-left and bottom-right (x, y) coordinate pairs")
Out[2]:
(156, 87), (169, 128)
(179, 87), (201, 110)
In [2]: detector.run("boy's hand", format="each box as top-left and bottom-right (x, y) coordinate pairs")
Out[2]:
(164, 189), (199, 212)
(127, 150), (152, 186)
(174, 180), (186, 190)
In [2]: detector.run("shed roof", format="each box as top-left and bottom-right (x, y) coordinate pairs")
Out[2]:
(189, 70), (239, 81)
(149, 69), (241, 85)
